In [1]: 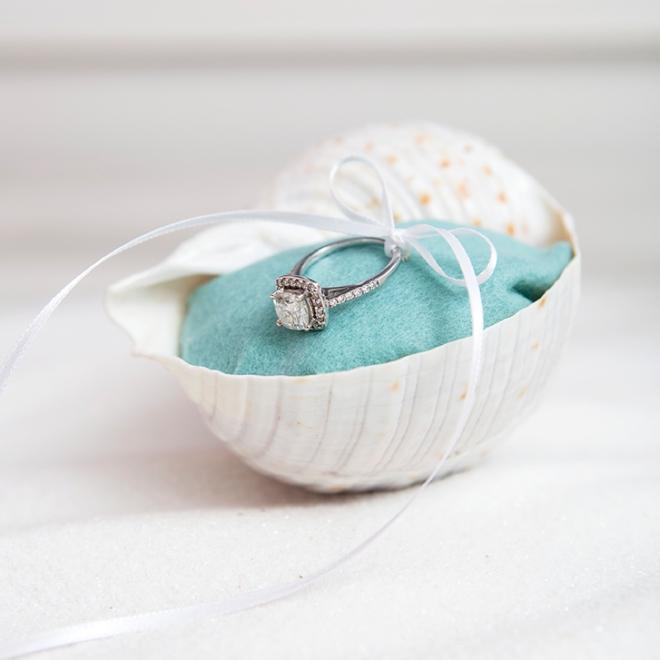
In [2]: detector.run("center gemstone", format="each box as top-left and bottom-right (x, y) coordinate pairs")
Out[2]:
(272, 290), (311, 330)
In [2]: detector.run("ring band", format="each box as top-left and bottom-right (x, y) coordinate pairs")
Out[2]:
(270, 237), (402, 331)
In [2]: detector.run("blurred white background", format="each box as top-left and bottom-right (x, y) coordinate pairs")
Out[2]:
(1, 4), (660, 659)
(1, 0), (659, 298)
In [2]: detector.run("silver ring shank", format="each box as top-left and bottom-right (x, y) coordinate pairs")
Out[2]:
(289, 237), (402, 306)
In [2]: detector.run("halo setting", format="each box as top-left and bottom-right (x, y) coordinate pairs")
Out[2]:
(271, 237), (402, 331)
(270, 276), (327, 331)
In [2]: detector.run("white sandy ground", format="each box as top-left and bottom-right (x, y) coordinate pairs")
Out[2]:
(0, 276), (658, 659)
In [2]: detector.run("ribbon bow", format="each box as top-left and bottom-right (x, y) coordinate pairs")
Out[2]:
(329, 155), (497, 286)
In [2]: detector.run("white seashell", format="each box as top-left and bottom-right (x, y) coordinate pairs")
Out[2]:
(106, 122), (580, 492)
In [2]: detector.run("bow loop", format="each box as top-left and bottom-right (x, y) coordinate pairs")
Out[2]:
(329, 154), (398, 248)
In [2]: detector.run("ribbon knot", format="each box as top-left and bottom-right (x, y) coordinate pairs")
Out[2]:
(384, 229), (410, 258)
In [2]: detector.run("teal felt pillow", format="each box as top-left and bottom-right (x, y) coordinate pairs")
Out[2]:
(180, 221), (573, 377)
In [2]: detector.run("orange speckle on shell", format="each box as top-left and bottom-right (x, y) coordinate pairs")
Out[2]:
(533, 341), (540, 350)
(385, 154), (397, 164)
(390, 380), (401, 392)
(415, 134), (428, 145)
(473, 217), (482, 226)
(393, 212), (402, 222)
(506, 222), (515, 235)
(483, 164), (493, 176)
(419, 192), (431, 205)
(539, 296), (547, 308)
(458, 182), (469, 199)
(497, 191), (507, 203)
(364, 141), (374, 151)
(441, 159), (451, 168)
(464, 144), (473, 153)
(460, 388), (468, 401)
(334, 136), (344, 144)
(518, 385), (528, 400)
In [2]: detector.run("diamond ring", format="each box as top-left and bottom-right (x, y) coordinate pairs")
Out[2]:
(270, 237), (402, 331)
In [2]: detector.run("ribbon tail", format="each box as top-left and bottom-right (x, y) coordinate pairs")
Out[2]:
(402, 228), (487, 449)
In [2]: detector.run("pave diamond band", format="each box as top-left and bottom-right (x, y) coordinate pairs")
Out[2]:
(270, 237), (402, 331)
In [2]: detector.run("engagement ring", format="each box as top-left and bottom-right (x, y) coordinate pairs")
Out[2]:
(270, 237), (402, 331)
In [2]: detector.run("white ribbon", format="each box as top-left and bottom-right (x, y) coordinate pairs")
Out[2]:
(0, 156), (497, 659)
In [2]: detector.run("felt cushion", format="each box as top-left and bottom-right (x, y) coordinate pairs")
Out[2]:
(180, 221), (573, 376)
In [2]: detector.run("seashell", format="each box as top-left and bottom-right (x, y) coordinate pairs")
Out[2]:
(106, 122), (580, 493)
